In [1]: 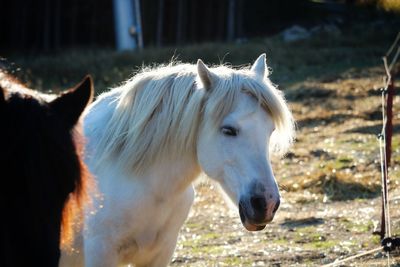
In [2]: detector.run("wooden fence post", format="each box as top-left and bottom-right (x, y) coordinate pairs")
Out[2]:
(380, 71), (396, 240)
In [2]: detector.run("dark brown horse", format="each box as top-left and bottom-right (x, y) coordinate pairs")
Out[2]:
(0, 72), (93, 267)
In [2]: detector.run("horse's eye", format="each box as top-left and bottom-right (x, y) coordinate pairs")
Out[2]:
(221, 126), (238, 137)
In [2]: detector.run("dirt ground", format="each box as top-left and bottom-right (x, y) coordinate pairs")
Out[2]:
(171, 66), (400, 266)
(172, 184), (400, 266)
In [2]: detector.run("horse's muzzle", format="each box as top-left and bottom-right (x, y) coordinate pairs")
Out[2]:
(238, 195), (280, 231)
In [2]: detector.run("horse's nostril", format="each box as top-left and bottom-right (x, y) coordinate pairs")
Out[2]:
(273, 199), (281, 213)
(250, 196), (266, 211)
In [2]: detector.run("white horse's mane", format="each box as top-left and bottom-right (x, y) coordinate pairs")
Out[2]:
(94, 62), (294, 173)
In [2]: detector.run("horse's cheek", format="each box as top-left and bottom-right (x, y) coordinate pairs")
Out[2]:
(197, 142), (223, 179)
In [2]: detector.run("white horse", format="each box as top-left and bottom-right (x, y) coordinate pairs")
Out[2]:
(60, 54), (294, 267)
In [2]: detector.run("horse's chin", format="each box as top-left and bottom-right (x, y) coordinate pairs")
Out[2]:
(243, 221), (266, 231)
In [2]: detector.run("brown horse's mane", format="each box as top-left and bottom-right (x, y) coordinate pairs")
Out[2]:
(60, 124), (93, 248)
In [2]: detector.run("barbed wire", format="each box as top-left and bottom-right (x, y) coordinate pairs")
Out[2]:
(322, 246), (383, 267)
(322, 31), (400, 267)
(386, 32), (400, 55)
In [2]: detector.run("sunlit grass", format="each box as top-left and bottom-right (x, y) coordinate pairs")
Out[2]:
(4, 18), (398, 94)
(379, 0), (400, 13)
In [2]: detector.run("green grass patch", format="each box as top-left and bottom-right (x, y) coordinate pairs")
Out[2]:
(307, 239), (339, 250)
(319, 157), (354, 171)
(338, 217), (374, 233)
(222, 256), (252, 266)
(274, 238), (291, 245)
(190, 245), (224, 255)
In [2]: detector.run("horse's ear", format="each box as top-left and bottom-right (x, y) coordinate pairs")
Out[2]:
(197, 59), (215, 90)
(250, 53), (268, 78)
(49, 75), (94, 128)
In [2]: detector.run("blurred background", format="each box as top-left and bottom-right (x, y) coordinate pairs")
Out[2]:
(0, 0), (399, 90)
(2, 0), (400, 266)
(1, 0), (399, 51)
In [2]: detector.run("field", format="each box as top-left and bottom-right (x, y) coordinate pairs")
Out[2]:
(4, 17), (400, 266)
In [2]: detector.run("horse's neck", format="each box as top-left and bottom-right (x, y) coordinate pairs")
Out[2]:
(85, 85), (204, 197)
(85, 89), (202, 195)
(97, 154), (200, 201)
(145, 157), (201, 196)
(83, 90), (120, 156)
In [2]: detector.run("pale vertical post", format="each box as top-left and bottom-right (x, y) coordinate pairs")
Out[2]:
(113, 0), (137, 51)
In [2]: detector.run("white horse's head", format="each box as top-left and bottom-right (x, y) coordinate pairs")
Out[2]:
(196, 54), (294, 231)
(91, 54), (294, 231)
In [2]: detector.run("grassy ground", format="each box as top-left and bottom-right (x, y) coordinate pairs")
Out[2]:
(3, 16), (400, 266)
